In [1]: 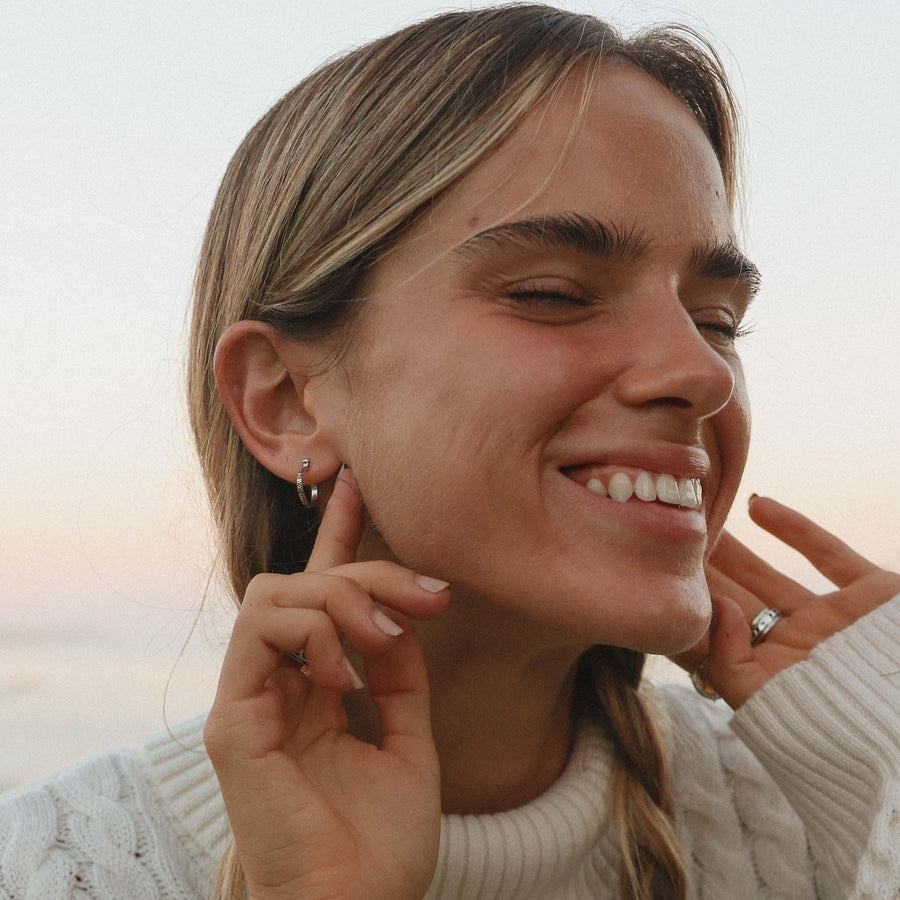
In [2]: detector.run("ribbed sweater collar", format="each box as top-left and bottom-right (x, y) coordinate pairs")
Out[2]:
(427, 718), (615, 898)
(141, 712), (616, 898)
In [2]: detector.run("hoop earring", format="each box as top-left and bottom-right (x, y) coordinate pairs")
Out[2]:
(296, 458), (319, 509)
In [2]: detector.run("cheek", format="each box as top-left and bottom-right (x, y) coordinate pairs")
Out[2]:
(707, 368), (750, 544)
(342, 321), (604, 571)
(726, 368), (751, 470)
(353, 315), (602, 446)
(341, 345), (487, 572)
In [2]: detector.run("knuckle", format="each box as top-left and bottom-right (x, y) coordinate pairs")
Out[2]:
(321, 571), (371, 604)
(306, 607), (335, 631)
(242, 573), (281, 608)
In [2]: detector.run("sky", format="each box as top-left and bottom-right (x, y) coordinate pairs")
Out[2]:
(2, 0), (899, 780)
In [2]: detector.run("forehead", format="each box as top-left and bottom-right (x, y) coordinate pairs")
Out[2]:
(410, 62), (731, 258)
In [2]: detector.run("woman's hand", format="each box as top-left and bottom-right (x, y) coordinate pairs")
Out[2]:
(203, 466), (450, 900)
(675, 495), (900, 708)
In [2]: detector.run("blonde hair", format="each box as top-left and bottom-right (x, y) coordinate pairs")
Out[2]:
(188, 6), (740, 898)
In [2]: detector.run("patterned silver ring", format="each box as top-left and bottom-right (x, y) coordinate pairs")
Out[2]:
(749, 607), (782, 646)
(296, 458), (319, 509)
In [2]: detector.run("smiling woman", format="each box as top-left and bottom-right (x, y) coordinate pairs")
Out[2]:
(304, 64), (750, 658)
(2, 5), (899, 900)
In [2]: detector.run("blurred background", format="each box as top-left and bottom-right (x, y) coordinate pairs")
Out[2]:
(3, 0), (898, 789)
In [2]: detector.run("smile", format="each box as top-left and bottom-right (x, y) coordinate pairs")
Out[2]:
(584, 469), (703, 510)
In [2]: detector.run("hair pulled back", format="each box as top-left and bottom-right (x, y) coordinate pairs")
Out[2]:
(189, 6), (740, 898)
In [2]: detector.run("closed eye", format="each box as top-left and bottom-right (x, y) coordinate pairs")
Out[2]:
(505, 282), (597, 308)
(696, 320), (755, 343)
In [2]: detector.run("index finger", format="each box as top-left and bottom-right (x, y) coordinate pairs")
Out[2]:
(748, 495), (877, 588)
(306, 465), (364, 572)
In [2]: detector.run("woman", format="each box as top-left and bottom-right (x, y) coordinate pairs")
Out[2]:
(2, 5), (898, 899)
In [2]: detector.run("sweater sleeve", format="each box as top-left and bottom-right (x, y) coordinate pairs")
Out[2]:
(730, 593), (900, 900)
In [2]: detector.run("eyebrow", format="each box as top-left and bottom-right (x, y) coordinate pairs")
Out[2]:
(453, 213), (649, 265)
(690, 238), (762, 300)
(453, 213), (761, 300)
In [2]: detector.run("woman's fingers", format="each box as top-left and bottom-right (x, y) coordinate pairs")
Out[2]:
(306, 465), (364, 572)
(747, 495), (877, 587)
(217, 568), (450, 703)
(270, 565), (449, 636)
(218, 603), (353, 703)
(708, 530), (810, 611)
(362, 614), (439, 760)
(697, 499), (900, 709)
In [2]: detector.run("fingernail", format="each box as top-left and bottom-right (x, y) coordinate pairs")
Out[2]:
(416, 575), (450, 593)
(341, 655), (365, 690)
(371, 608), (404, 637)
(748, 493), (759, 505)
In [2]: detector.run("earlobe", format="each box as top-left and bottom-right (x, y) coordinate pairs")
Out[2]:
(213, 320), (343, 486)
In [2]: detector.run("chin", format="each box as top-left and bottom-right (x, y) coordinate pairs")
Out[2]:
(629, 586), (712, 655)
(569, 571), (713, 657)
(634, 619), (708, 656)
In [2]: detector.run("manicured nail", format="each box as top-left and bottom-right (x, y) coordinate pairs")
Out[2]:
(341, 655), (365, 690)
(416, 575), (450, 593)
(371, 608), (404, 637)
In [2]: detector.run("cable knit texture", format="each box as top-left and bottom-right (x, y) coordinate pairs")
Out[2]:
(2, 596), (898, 899)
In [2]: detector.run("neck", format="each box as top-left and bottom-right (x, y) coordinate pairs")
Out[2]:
(424, 624), (581, 815)
(347, 587), (590, 815)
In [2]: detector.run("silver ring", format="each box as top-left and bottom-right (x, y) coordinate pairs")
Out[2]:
(690, 658), (720, 701)
(749, 607), (782, 646)
(284, 650), (308, 667)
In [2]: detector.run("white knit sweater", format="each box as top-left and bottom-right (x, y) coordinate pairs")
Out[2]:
(2, 597), (898, 900)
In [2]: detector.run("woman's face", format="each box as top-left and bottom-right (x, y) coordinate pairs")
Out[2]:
(326, 63), (753, 655)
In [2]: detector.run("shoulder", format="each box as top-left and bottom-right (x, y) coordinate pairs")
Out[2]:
(0, 714), (222, 900)
(646, 596), (900, 898)
(0, 748), (165, 898)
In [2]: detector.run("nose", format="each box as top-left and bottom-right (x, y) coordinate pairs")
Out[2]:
(612, 299), (736, 421)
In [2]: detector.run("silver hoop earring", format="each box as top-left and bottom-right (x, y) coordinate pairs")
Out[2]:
(296, 458), (319, 509)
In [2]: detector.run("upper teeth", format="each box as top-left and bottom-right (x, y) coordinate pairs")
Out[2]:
(586, 471), (702, 509)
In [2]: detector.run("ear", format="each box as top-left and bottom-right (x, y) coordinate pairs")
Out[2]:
(213, 320), (344, 487)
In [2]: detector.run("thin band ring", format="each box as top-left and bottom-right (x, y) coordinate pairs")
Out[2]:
(690, 658), (720, 701)
(749, 607), (782, 646)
